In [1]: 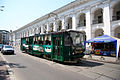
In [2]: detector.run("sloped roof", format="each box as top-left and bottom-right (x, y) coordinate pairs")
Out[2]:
(86, 35), (120, 43)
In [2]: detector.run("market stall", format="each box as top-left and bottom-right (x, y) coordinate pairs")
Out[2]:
(85, 35), (120, 59)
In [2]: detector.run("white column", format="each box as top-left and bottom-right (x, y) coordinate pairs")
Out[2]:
(62, 18), (65, 30)
(23, 32), (24, 37)
(34, 28), (36, 35)
(53, 21), (57, 32)
(21, 33), (23, 38)
(23, 32), (25, 37)
(41, 26), (44, 34)
(36, 27), (39, 34)
(72, 14), (77, 30)
(33, 28), (35, 35)
(47, 23), (50, 33)
(27, 31), (28, 37)
(103, 4), (111, 36)
(31, 29), (33, 36)
(86, 10), (92, 40)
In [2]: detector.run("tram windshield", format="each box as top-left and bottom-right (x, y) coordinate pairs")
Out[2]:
(64, 31), (85, 46)
(70, 32), (85, 46)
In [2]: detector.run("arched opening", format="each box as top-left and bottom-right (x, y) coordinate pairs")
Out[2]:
(114, 26), (120, 38)
(26, 31), (27, 37)
(24, 32), (25, 37)
(80, 31), (86, 41)
(39, 27), (41, 33)
(66, 17), (72, 29)
(77, 13), (86, 27)
(24, 32), (26, 37)
(34, 28), (37, 34)
(27, 30), (29, 37)
(94, 29), (104, 37)
(49, 23), (54, 32)
(57, 20), (62, 31)
(112, 1), (120, 21)
(93, 8), (103, 24)
(44, 25), (47, 33)
(30, 29), (32, 35)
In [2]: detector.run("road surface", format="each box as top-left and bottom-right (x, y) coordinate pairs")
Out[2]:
(1, 48), (93, 80)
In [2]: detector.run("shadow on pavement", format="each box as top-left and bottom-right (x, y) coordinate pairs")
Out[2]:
(8, 63), (26, 68)
(20, 52), (104, 68)
(3, 53), (16, 55)
(0, 61), (9, 80)
(75, 60), (104, 67)
(54, 60), (104, 67)
(0, 70), (9, 80)
(0, 61), (6, 66)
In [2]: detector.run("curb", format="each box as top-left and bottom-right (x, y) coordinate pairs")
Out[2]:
(83, 54), (120, 64)
(83, 57), (120, 64)
(0, 53), (15, 80)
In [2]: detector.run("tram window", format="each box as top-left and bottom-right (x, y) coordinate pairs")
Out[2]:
(26, 41), (29, 44)
(29, 37), (33, 44)
(33, 37), (37, 44)
(26, 38), (29, 44)
(69, 32), (84, 46)
(38, 36), (43, 45)
(45, 35), (51, 45)
(45, 40), (51, 45)
(34, 40), (37, 44)
(64, 35), (72, 46)
(38, 40), (43, 45)
(61, 37), (62, 45)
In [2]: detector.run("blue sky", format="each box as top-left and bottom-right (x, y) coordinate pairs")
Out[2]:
(0, 0), (75, 31)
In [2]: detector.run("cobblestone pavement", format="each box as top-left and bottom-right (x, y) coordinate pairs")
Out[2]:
(0, 54), (10, 80)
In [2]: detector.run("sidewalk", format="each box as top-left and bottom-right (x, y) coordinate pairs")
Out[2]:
(0, 54), (10, 80)
(84, 54), (120, 64)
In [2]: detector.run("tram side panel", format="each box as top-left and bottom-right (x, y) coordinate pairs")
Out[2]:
(21, 37), (28, 52)
(32, 36), (42, 56)
(21, 30), (85, 62)
(51, 34), (64, 61)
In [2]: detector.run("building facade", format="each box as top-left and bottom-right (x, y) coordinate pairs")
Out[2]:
(0, 30), (9, 44)
(11, 0), (120, 46)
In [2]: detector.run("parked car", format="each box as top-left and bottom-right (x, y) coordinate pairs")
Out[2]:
(0, 44), (3, 51)
(1, 45), (14, 54)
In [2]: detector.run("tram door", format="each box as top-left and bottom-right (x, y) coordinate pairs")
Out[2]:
(28, 37), (33, 54)
(53, 35), (63, 61)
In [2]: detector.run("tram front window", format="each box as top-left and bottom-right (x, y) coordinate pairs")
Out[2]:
(69, 32), (84, 47)
(64, 34), (72, 46)
(64, 32), (84, 46)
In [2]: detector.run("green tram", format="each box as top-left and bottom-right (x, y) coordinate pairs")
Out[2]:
(21, 30), (86, 62)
